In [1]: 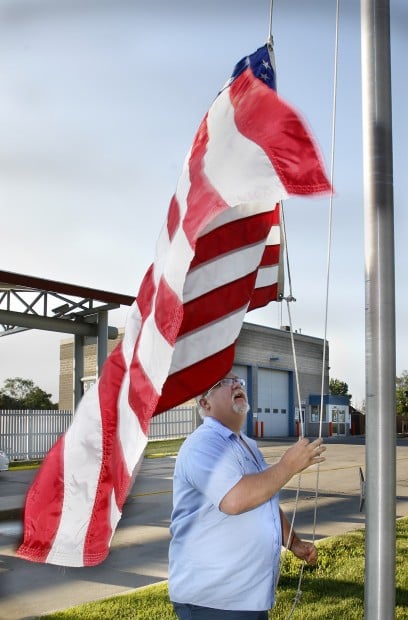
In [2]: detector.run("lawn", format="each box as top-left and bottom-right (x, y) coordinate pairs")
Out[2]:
(8, 439), (186, 470)
(38, 517), (408, 620)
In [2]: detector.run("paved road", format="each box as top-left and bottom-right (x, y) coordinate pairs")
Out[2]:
(0, 438), (407, 619)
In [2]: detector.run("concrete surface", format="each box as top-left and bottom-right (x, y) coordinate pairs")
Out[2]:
(0, 437), (407, 619)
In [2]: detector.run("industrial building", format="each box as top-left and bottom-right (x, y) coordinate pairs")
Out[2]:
(59, 321), (351, 438)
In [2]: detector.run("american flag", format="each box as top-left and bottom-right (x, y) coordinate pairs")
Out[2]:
(17, 44), (330, 567)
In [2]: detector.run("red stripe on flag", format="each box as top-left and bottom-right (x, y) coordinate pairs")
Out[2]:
(248, 283), (279, 311)
(136, 265), (155, 321)
(259, 244), (280, 266)
(128, 276), (184, 431)
(230, 69), (331, 195)
(18, 436), (65, 562)
(167, 195), (181, 241)
(82, 440), (130, 566)
(154, 277), (184, 344)
(128, 355), (159, 434)
(182, 116), (229, 244)
(190, 210), (277, 269)
(155, 345), (237, 414)
(83, 345), (131, 565)
(178, 275), (256, 337)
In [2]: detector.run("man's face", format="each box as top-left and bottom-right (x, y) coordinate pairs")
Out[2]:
(201, 374), (249, 419)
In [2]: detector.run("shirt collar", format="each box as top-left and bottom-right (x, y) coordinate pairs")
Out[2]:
(203, 415), (237, 439)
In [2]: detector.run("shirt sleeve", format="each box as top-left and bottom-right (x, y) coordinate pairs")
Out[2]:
(181, 432), (244, 509)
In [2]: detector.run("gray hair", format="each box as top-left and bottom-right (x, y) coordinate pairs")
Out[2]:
(196, 395), (206, 420)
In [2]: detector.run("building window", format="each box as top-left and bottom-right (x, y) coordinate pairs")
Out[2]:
(82, 376), (96, 394)
(310, 404), (326, 423)
(295, 407), (305, 422)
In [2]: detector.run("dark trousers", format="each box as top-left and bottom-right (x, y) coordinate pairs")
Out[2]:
(172, 602), (269, 619)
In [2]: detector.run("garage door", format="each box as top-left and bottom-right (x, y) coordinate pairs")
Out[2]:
(257, 368), (289, 437)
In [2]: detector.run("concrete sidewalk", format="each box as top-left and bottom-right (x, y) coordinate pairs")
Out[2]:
(1, 438), (408, 620)
(258, 436), (408, 539)
(0, 467), (36, 521)
(1, 435), (407, 533)
(0, 435), (406, 524)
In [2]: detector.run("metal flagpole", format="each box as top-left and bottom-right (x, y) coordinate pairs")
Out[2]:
(360, 0), (396, 618)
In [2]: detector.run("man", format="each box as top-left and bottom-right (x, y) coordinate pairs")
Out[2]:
(168, 371), (326, 620)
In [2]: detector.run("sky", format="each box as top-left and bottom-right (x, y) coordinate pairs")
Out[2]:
(0, 0), (407, 409)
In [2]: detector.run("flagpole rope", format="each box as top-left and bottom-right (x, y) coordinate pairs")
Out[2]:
(267, 2), (305, 597)
(312, 0), (340, 549)
(267, 0), (307, 608)
(318, 0), (340, 442)
(272, 0), (341, 616)
(267, 0), (274, 47)
(274, 292), (304, 588)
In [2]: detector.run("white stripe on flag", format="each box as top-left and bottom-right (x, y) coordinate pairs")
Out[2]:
(175, 149), (193, 216)
(265, 223), (280, 245)
(163, 228), (194, 297)
(198, 202), (277, 238)
(204, 88), (289, 206)
(109, 488), (121, 546)
(118, 371), (147, 474)
(255, 264), (280, 288)
(121, 301), (142, 367)
(46, 383), (103, 564)
(137, 313), (175, 393)
(183, 242), (266, 303)
(169, 305), (248, 374)
(118, 301), (149, 473)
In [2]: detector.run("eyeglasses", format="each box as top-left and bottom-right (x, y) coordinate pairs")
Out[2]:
(204, 377), (246, 396)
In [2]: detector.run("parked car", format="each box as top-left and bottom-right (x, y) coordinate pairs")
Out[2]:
(0, 449), (10, 471)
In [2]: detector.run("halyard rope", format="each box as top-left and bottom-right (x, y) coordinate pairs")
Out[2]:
(268, 0), (341, 616)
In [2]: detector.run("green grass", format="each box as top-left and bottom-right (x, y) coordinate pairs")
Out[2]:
(38, 517), (408, 620)
(274, 521), (408, 619)
(9, 459), (42, 470)
(144, 438), (185, 458)
(8, 439), (186, 470)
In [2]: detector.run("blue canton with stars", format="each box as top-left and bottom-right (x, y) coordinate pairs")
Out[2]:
(230, 44), (276, 91)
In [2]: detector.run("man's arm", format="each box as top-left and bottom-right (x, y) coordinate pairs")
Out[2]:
(219, 437), (325, 515)
(280, 507), (318, 565)
(280, 507), (296, 549)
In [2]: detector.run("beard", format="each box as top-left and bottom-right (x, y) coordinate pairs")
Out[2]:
(232, 400), (250, 416)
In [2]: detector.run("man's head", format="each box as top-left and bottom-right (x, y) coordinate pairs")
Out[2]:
(198, 372), (249, 431)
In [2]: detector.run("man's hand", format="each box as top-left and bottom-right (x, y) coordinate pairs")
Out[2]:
(280, 437), (326, 477)
(290, 539), (318, 565)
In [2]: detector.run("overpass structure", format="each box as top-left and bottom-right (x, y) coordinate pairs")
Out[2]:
(0, 270), (134, 407)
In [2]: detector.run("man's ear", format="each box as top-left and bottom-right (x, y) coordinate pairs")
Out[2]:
(199, 397), (209, 410)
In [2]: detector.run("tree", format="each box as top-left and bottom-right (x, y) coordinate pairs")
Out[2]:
(329, 378), (351, 401)
(0, 392), (18, 409)
(396, 370), (408, 416)
(0, 377), (57, 410)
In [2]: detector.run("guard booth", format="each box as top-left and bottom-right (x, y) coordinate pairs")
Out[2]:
(308, 394), (351, 437)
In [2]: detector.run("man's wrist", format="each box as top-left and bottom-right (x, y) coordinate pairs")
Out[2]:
(288, 534), (299, 550)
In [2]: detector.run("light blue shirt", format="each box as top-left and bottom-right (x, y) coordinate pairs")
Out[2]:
(168, 416), (282, 611)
